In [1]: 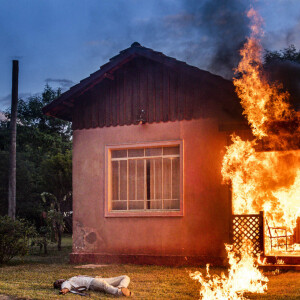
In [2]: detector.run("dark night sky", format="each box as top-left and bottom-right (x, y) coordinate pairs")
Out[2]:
(0, 0), (299, 112)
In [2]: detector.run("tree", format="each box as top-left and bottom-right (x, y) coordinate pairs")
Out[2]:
(264, 45), (300, 111)
(40, 151), (72, 250)
(264, 44), (300, 64)
(17, 85), (71, 139)
(0, 85), (72, 228)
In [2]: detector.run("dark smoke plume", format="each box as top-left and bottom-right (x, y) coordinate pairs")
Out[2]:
(265, 60), (300, 111)
(182, 0), (250, 79)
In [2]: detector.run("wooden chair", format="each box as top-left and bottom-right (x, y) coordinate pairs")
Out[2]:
(266, 219), (294, 251)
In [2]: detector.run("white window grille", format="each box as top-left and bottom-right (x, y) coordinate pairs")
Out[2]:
(109, 145), (180, 211)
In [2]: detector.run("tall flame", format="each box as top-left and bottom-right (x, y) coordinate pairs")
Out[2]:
(234, 8), (295, 139)
(192, 7), (299, 300)
(223, 7), (300, 236)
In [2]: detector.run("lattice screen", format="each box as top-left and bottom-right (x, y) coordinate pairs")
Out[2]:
(231, 213), (264, 255)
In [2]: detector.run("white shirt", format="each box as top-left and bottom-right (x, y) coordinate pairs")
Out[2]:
(61, 275), (94, 291)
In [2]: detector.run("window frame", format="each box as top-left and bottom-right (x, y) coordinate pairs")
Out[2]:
(105, 140), (184, 217)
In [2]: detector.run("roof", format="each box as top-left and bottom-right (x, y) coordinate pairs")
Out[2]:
(43, 42), (240, 122)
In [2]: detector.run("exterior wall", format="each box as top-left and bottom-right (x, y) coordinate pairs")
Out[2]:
(71, 118), (231, 266)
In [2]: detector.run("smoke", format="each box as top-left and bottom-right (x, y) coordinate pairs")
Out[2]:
(178, 0), (251, 79)
(83, 0), (251, 80)
(69, 0), (297, 83)
(285, 20), (300, 47)
(265, 60), (300, 111)
(45, 78), (74, 90)
(197, 0), (250, 78)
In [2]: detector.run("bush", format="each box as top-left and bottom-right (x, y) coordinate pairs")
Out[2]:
(0, 216), (36, 264)
(31, 225), (51, 255)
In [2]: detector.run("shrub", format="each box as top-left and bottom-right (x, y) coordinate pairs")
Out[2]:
(0, 216), (36, 264)
(31, 225), (51, 255)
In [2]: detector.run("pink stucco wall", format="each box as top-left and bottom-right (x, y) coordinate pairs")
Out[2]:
(71, 118), (231, 265)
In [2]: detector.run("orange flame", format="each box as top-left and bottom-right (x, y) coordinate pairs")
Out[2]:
(234, 8), (295, 139)
(193, 7), (299, 300)
(190, 243), (268, 300)
(222, 140), (300, 232)
(223, 6), (300, 243)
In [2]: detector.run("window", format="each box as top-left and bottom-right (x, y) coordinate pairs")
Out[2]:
(105, 141), (183, 217)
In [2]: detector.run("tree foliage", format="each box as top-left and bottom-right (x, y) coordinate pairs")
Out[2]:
(40, 151), (72, 250)
(0, 216), (36, 264)
(0, 85), (72, 229)
(264, 44), (300, 65)
(264, 45), (300, 111)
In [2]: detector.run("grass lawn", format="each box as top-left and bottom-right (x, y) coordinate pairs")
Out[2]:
(0, 236), (299, 299)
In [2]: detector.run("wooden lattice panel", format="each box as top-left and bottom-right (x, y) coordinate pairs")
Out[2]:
(231, 214), (263, 255)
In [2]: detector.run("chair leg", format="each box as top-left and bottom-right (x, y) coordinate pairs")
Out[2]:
(285, 236), (287, 251)
(271, 238), (273, 250)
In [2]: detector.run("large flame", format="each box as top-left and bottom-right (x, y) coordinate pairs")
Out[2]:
(222, 139), (300, 232)
(223, 7), (300, 239)
(234, 8), (295, 139)
(191, 243), (268, 300)
(192, 7), (299, 300)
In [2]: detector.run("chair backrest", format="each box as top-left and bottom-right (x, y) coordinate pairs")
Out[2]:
(265, 218), (273, 237)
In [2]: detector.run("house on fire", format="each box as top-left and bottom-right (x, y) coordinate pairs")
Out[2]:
(43, 42), (247, 266)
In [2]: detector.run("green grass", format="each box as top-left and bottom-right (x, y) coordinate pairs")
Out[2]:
(0, 236), (299, 299)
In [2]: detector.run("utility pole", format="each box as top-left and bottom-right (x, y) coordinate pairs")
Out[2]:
(8, 60), (19, 219)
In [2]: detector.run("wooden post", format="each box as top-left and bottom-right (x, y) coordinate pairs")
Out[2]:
(228, 183), (233, 244)
(8, 60), (19, 220)
(259, 211), (265, 255)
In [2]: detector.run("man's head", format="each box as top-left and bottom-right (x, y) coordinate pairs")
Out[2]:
(53, 279), (65, 289)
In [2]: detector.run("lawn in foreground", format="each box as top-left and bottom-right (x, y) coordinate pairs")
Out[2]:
(0, 236), (299, 299)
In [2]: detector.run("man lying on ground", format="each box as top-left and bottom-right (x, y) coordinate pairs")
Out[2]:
(53, 274), (132, 297)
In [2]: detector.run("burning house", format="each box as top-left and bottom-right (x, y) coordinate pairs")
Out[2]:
(222, 9), (300, 263)
(190, 9), (299, 299)
(44, 17), (299, 266)
(43, 42), (250, 266)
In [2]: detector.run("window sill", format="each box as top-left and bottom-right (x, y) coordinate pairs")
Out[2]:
(105, 209), (183, 218)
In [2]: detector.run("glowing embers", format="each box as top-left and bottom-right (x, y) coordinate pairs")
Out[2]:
(190, 242), (268, 300)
